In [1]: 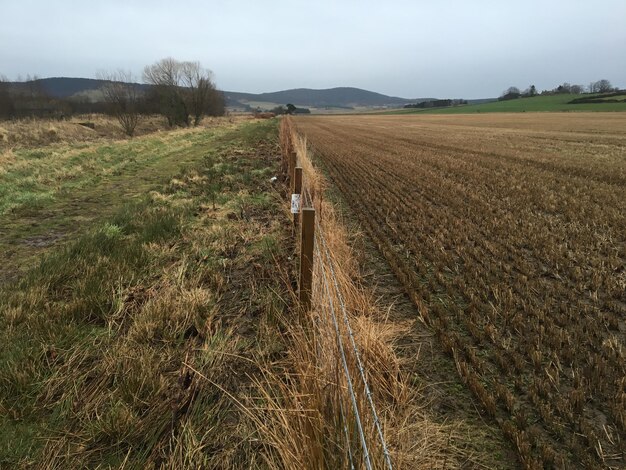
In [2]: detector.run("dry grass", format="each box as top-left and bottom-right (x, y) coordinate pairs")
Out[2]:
(0, 114), (256, 149)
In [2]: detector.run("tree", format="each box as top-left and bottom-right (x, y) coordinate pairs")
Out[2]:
(499, 87), (521, 101)
(0, 75), (14, 119)
(569, 84), (584, 94)
(97, 71), (141, 137)
(523, 85), (537, 97)
(270, 105), (287, 115)
(593, 79), (613, 93)
(143, 58), (223, 127)
(180, 62), (222, 125)
(286, 103), (297, 115)
(143, 58), (189, 127)
(206, 90), (225, 117)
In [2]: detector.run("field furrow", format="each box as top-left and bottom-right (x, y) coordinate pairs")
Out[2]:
(295, 113), (626, 469)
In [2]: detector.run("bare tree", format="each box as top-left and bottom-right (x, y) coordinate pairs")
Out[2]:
(143, 58), (189, 127)
(593, 79), (614, 93)
(556, 82), (572, 93)
(180, 62), (219, 126)
(98, 71), (141, 137)
(569, 84), (584, 94)
(143, 58), (223, 127)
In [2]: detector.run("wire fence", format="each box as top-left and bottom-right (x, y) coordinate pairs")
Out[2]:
(282, 117), (393, 469)
(315, 220), (394, 470)
(302, 182), (393, 470)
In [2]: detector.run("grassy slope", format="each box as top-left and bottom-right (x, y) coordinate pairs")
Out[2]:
(0, 120), (296, 467)
(0, 122), (241, 282)
(389, 94), (626, 114)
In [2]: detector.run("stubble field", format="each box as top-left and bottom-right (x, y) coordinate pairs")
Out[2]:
(293, 113), (626, 469)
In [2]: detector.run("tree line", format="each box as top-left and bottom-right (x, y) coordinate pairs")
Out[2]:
(499, 79), (618, 101)
(0, 58), (225, 136)
(404, 99), (468, 109)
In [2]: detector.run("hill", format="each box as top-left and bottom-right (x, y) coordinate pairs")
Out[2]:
(11, 78), (426, 109)
(8, 77), (510, 112)
(224, 87), (420, 108)
(20, 77), (148, 99)
(389, 93), (626, 114)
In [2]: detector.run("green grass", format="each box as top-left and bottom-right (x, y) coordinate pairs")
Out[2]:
(0, 123), (251, 282)
(0, 119), (296, 468)
(388, 94), (626, 114)
(586, 93), (626, 102)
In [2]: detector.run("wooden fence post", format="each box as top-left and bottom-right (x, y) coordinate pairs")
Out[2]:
(299, 207), (315, 311)
(289, 151), (297, 184)
(293, 167), (303, 227)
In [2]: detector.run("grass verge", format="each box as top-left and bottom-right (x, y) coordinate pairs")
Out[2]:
(0, 119), (298, 468)
(0, 118), (249, 282)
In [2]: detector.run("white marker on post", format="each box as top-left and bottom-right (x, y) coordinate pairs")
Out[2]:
(291, 194), (301, 214)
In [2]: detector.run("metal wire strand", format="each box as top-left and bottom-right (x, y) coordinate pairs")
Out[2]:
(303, 186), (313, 208)
(314, 242), (373, 470)
(338, 389), (356, 470)
(316, 219), (394, 470)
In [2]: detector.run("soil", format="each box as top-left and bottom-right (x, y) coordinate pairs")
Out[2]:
(336, 189), (520, 469)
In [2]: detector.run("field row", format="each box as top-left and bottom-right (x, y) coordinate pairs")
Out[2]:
(294, 114), (626, 469)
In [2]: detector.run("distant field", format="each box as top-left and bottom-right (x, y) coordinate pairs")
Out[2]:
(389, 93), (626, 114)
(594, 93), (626, 102)
(294, 112), (626, 468)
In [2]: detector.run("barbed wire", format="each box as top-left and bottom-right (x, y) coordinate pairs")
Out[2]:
(310, 245), (355, 469)
(338, 391), (357, 470)
(314, 241), (373, 470)
(293, 146), (392, 469)
(315, 221), (394, 470)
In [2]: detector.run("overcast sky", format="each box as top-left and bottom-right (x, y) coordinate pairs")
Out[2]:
(1, 0), (624, 98)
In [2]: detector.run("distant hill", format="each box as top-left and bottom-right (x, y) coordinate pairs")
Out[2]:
(224, 87), (423, 109)
(15, 78), (424, 109)
(19, 77), (148, 99)
(38, 78), (112, 98)
(9, 77), (494, 111)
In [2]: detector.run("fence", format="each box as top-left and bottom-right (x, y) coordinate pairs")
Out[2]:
(280, 117), (393, 470)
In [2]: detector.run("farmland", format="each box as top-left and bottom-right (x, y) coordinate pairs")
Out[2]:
(293, 113), (626, 468)
(389, 94), (626, 114)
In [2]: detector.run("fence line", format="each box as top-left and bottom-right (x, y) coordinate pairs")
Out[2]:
(338, 391), (357, 470)
(316, 221), (394, 470)
(282, 117), (393, 470)
(315, 239), (373, 470)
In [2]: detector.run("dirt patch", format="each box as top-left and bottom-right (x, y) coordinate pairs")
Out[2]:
(22, 230), (65, 248)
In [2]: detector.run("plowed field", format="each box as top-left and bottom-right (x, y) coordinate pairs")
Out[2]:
(293, 113), (626, 469)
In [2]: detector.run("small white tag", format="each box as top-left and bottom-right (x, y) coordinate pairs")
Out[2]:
(291, 194), (301, 214)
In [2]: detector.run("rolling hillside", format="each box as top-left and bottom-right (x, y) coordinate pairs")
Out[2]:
(23, 77), (149, 99)
(389, 93), (626, 114)
(10, 78), (427, 109)
(224, 87), (422, 108)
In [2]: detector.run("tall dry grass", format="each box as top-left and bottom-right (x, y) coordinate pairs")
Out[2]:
(0, 114), (252, 149)
(250, 117), (469, 468)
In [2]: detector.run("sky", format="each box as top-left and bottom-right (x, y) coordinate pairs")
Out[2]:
(1, 0), (625, 99)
